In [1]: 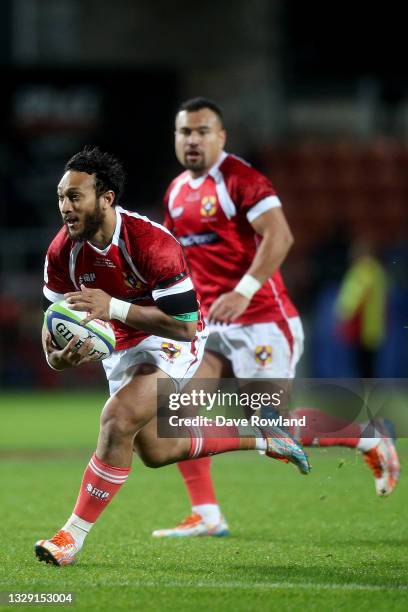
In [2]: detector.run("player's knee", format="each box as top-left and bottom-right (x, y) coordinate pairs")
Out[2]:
(140, 455), (164, 469)
(136, 443), (180, 469)
(100, 397), (142, 439)
(137, 447), (168, 468)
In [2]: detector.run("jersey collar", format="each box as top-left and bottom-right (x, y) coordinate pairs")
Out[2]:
(86, 206), (122, 254)
(187, 151), (228, 188)
(208, 150), (228, 181)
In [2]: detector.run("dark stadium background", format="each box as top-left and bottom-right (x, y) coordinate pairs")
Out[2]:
(1, 0), (407, 388)
(1, 4), (407, 610)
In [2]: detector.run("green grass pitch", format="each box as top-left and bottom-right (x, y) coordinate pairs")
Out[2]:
(0, 392), (407, 611)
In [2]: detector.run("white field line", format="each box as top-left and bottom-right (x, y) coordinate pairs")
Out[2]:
(14, 580), (407, 592)
(110, 581), (408, 592)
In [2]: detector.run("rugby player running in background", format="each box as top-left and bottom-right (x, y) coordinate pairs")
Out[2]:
(35, 146), (310, 566)
(152, 98), (400, 538)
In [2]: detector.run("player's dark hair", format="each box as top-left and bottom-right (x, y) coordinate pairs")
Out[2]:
(65, 146), (126, 206)
(177, 97), (224, 127)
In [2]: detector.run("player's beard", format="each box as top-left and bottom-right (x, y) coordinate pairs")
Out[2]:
(65, 199), (105, 242)
(183, 151), (206, 173)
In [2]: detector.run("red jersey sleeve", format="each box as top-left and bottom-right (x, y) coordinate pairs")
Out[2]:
(126, 222), (187, 289)
(43, 230), (75, 300)
(221, 156), (280, 222)
(123, 219), (198, 318)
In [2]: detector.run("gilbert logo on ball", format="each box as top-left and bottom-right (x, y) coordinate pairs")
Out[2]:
(45, 300), (116, 361)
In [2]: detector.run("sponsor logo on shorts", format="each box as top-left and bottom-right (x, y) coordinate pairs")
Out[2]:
(86, 483), (110, 501)
(161, 342), (181, 360)
(255, 345), (272, 366)
(200, 196), (217, 216)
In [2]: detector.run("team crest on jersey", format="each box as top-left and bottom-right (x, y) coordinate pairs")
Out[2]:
(255, 345), (272, 366)
(123, 272), (143, 290)
(161, 342), (181, 360)
(200, 196), (217, 216)
(79, 272), (96, 284)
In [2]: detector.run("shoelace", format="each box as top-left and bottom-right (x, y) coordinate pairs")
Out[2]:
(177, 514), (202, 528)
(50, 530), (75, 547)
(364, 449), (383, 478)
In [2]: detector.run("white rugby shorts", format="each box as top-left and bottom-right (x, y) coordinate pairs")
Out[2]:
(103, 327), (208, 395)
(205, 317), (304, 378)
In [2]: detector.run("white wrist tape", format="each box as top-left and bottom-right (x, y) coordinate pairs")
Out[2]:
(234, 274), (262, 300)
(109, 298), (131, 323)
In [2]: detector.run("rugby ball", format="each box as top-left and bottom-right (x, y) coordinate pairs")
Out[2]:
(45, 300), (116, 361)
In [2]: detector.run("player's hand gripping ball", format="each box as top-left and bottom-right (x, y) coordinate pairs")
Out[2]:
(45, 300), (116, 361)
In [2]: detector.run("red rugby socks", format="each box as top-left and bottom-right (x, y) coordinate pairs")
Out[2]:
(62, 453), (130, 546)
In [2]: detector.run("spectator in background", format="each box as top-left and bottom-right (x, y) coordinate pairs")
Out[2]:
(335, 240), (388, 378)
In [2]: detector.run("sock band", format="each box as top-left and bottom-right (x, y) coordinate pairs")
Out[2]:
(72, 453), (131, 523)
(89, 455), (130, 484)
(188, 426), (240, 458)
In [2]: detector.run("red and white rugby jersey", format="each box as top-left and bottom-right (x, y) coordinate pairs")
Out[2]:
(43, 207), (203, 351)
(164, 152), (298, 325)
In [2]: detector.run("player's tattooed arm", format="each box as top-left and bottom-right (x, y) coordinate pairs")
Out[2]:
(247, 207), (294, 282)
(209, 207), (293, 323)
(124, 304), (197, 341)
(64, 284), (198, 342)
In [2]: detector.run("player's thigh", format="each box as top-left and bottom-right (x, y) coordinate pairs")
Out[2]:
(133, 415), (185, 466)
(101, 363), (171, 432)
(178, 344), (233, 404)
(133, 350), (233, 464)
(195, 349), (233, 378)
